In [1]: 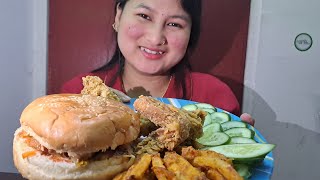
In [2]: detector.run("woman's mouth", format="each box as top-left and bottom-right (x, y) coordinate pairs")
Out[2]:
(140, 47), (164, 54)
(140, 47), (165, 60)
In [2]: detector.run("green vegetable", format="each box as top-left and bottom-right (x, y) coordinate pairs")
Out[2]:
(221, 121), (247, 131)
(205, 144), (275, 160)
(224, 127), (255, 139)
(210, 112), (231, 124)
(196, 132), (230, 146)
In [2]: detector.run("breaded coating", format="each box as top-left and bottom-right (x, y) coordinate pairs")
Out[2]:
(81, 76), (121, 102)
(133, 96), (204, 151)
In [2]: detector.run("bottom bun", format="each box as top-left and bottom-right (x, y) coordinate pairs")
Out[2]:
(13, 127), (135, 180)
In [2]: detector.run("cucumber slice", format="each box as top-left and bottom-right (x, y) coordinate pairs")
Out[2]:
(234, 164), (252, 179)
(206, 143), (276, 159)
(210, 112), (231, 124)
(195, 103), (215, 110)
(221, 121), (247, 131)
(203, 114), (212, 126)
(203, 122), (222, 133)
(224, 127), (255, 139)
(201, 108), (216, 114)
(182, 104), (198, 111)
(196, 132), (230, 146)
(229, 137), (256, 144)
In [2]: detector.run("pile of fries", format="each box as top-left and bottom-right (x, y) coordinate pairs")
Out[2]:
(113, 146), (243, 180)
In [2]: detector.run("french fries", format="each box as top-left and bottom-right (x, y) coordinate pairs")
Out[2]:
(181, 146), (232, 165)
(115, 153), (152, 180)
(163, 152), (208, 180)
(152, 154), (176, 180)
(206, 169), (226, 180)
(113, 147), (242, 180)
(193, 156), (243, 180)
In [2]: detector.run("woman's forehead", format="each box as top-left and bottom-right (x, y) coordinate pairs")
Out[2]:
(126, 0), (184, 13)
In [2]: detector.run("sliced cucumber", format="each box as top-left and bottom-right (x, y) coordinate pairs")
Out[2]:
(229, 137), (256, 144)
(196, 132), (230, 146)
(203, 122), (222, 133)
(221, 121), (247, 131)
(182, 104), (197, 111)
(203, 114), (212, 126)
(195, 103), (215, 110)
(224, 127), (255, 139)
(201, 108), (216, 114)
(234, 164), (252, 179)
(206, 143), (276, 159)
(210, 112), (231, 124)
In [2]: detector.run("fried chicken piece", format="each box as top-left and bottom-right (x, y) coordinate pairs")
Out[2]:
(135, 136), (164, 155)
(81, 76), (127, 102)
(182, 109), (206, 140)
(140, 118), (158, 137)
(133, 96), (204, 151)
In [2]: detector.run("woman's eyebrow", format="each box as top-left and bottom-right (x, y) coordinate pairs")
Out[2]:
(135, 3), (152, 11)
(134, 3), (191, 23)
(169, 15), (191, 23)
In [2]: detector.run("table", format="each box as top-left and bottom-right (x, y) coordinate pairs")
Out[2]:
(0, 172), (25, 180)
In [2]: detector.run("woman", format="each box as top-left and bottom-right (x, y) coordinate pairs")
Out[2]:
(61, 0), (254, 125)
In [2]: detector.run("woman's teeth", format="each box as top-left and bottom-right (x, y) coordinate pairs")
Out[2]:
(140, 47), (164, 55)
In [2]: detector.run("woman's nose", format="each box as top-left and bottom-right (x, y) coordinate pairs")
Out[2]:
(145, 25), (167, 46)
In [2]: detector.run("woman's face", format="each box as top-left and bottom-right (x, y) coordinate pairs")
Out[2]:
(115, 0), (191, 75)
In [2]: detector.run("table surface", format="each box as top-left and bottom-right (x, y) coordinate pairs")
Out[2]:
(0, 172), (25, 180)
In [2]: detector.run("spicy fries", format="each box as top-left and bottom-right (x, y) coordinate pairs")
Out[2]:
(113, 147), (242, 180)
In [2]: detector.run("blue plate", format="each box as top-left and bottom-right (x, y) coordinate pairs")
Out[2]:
(126, 98), (274, 180)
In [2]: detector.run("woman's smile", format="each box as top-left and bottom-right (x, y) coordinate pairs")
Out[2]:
(140, 46), (165, 60)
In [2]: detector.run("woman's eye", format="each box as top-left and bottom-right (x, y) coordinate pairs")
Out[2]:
(138, 14), (151, 20)
(168, 23), (182, 28)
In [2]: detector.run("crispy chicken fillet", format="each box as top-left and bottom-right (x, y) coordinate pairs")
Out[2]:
(133, 96), (205, 151)
(81, 76), (121, 102)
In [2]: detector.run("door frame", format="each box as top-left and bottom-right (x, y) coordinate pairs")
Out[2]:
(32, 0), (48, 99)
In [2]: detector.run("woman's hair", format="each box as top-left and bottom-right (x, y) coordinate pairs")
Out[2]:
(93, 0), (202, 99)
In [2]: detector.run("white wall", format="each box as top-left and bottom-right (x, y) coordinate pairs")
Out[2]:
(0, 0), (47, 173)
(244, 0), (320, 179)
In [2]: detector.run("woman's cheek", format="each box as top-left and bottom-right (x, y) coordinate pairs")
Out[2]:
(126, 24), (144, 39)
(168, 34), (190, 52)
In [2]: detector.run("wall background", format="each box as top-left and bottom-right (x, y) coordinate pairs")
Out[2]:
(244, 0), (320, 179)
(0, 0), (47, 173)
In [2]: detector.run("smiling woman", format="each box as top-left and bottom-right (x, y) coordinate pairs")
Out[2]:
(116, 0), (192, 76)
(58, 0), (250, 118)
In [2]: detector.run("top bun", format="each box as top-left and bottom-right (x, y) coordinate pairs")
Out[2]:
(20, 94), (140, 158)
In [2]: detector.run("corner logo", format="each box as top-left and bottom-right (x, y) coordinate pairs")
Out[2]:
(294, 33), (313, 52)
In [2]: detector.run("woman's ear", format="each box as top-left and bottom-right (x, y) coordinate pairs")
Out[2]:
(114, 3), (123, 29)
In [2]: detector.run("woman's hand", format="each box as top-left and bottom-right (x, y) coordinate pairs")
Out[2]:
(240, 113), (255, 126)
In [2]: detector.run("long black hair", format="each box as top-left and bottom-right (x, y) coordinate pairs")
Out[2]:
(93, 0), (202, 99)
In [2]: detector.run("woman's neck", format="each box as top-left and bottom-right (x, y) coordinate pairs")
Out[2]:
(121, 65), (171, 98)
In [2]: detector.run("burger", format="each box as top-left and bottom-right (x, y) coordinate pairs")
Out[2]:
(13, 94), (140, 180)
